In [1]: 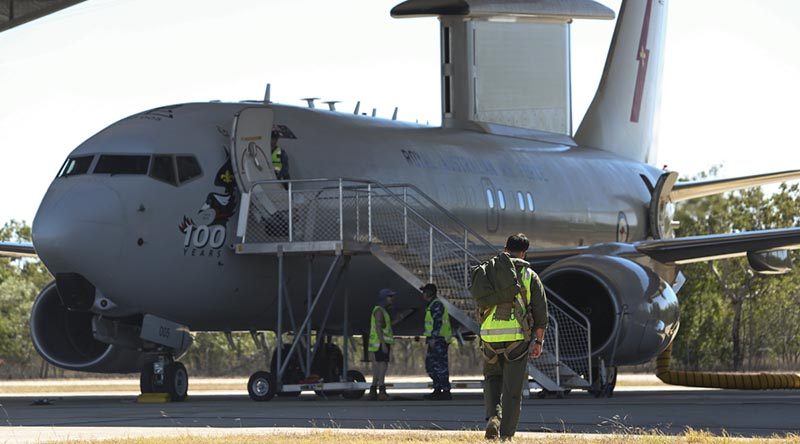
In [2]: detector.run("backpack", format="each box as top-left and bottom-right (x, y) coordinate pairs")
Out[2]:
(469, 253), (526, 309)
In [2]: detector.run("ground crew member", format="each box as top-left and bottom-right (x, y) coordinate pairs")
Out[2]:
(271, 130), (289, 181)
(480, 233), (548, 440)
(368, 288), (396, 401)
(421, 283), (452, 400)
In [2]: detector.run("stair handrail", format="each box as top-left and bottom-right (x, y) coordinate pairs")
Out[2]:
(542, 284), (593, 383)
(379, 182), (495, 249)
(249, 177), (495, 248)
(247, 177), (496, 264)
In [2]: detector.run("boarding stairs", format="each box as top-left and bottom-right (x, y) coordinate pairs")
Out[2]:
(234, 178), (591, 393)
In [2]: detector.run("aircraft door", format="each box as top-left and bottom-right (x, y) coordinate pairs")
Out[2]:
(231, 106), (282, 214)
(481, 177), (499, 233)
(232, 106), (280, 192)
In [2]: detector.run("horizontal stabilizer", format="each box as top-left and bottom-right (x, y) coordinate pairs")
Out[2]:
(670, 170), (800, 202)
(0, 241), (36, 258)
(635, 228), (800, 264)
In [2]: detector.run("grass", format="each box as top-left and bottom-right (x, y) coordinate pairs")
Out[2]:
(52, 429), (800, 444)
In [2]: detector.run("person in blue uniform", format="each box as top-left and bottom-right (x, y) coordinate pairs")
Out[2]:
(421, 283), (453, 400)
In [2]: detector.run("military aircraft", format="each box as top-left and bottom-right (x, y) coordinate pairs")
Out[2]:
(5, 0), (800, 401)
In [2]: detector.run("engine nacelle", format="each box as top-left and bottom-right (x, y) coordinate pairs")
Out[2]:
(30, 282), (154, 373)
(540, 255), (680, 365)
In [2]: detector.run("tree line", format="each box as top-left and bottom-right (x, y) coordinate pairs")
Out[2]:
(1, 175), (799, 378)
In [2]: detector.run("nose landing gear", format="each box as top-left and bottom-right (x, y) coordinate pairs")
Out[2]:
(139, 356), (189, 402)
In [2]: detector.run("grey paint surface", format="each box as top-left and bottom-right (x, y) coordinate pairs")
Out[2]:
(0, 390), (798, 437)
(32, 102), (662, 332)
(0, 0), (85, 33)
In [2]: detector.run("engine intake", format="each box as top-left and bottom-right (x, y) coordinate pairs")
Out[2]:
(31, 282), (153, 373)
(540, 255), (680, 365)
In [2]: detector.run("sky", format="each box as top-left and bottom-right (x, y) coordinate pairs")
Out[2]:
(1, 0), (799, 225)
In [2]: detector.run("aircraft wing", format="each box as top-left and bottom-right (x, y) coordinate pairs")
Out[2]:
(669, 170), (800, 203)
(0, 241), (37, 258)
(634, 228), (800, 265)
(525, 227), (800, 270)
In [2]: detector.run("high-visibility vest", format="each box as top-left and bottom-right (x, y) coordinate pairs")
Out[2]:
(368, 305), (394, 352)
(272, 147), (283, 173)
(480, 267), (533, 343)
(424, 299), (452, 341)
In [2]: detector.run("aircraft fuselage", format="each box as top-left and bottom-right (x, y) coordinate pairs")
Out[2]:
(32, 102), (663, 334)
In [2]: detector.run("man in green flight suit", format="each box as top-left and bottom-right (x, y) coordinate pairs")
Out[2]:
(479, 233), (548, 440)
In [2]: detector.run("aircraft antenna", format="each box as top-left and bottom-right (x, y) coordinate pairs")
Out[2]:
(301, 98), (319, 109)
(264, 83), (271, 104)
(323, 101), (341, 111)
(371, 108), (377, 117)
(353, 101), (361, 115)
(392, 107), (398, 121)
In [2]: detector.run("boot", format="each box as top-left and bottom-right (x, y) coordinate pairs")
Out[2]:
(423, 388), (441, 400)
(485, 416), (500, 440)
(367, 385), (378, 401)
(438, 389), (452, 400)
(377, 384), (389, 401)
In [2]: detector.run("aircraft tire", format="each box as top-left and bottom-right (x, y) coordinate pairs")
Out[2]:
(164, 361), (189, 402)
(248, 371), (276, 402)
(589, 366), (617, 398)
(604, 367), (618, 398)
(139, 365), (155, 394)
(341, 370), (366, 400)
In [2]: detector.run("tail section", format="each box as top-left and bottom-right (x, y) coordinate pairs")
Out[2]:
(575, 0), (669, 164)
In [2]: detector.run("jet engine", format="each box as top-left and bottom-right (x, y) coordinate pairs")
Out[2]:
(540, 255), (680, 365)
(30, 282), (154, 373)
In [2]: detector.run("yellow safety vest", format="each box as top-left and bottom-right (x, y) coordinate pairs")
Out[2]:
(480, 267), (532, 343)
(272, 147), (283, 173)
(369, 305), (394, 352)
(424, 299), (452, 341)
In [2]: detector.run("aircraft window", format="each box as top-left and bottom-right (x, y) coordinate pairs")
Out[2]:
(497, 190), (506, 210)
(176, 156), (202, 183)
(150, 155), (177, 185)
(57, 155), (93, 178)
(516, 192), (525, 211)
(485, 189), (495, 209)
(94, 155), (150, 175)
(527, 192), (536, 212)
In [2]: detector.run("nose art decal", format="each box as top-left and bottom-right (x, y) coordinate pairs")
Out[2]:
(179, 158), (238, 258)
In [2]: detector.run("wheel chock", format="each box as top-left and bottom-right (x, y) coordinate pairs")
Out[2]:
(136, 393), (172, 403)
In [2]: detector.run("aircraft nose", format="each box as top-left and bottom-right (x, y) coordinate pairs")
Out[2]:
(33, 180), (124, 273)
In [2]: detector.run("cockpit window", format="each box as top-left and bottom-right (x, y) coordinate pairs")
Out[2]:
(57, 155), (94, 178)
(94, 155), (150, 175)
(150, 155), (177, 185)
(176, 156), (202, 184)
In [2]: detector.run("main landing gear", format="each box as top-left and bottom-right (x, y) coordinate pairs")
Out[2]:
(140, 355), (189, 402)
(588, 364), (617, 398)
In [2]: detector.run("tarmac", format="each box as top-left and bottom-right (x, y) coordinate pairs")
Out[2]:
(0, 377), (798, 443)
